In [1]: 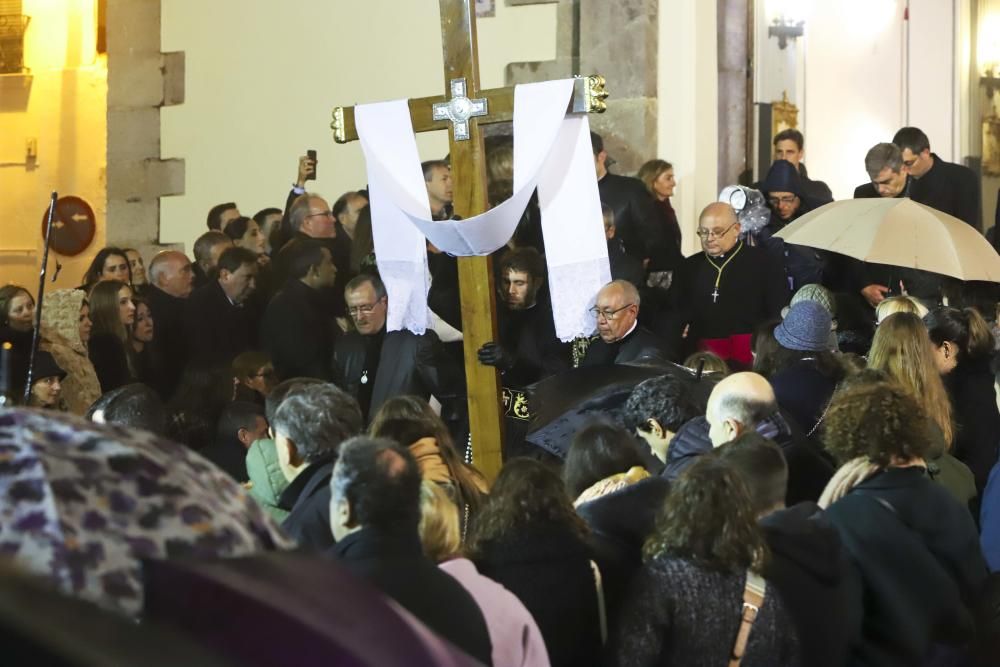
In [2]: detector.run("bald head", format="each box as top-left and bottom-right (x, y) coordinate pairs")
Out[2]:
(698, 202), (741, 256)
(593, 279), (641, 343)
(706, 372), (777, 446)
(149, 250), (194, 298)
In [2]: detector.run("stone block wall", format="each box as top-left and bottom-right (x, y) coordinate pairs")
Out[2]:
(105, 0), (184, 254)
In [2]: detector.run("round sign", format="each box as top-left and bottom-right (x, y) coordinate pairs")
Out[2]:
(41, 196), (96, 256)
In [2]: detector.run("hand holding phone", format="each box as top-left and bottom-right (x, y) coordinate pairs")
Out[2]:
(306, 149), (317, 181)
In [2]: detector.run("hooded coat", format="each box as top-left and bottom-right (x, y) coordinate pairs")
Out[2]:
(760, 502), (863, 667)
(756, 160), (832, 291)
(39, 289), (101, 415)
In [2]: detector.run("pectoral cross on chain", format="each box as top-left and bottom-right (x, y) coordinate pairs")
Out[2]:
(712, 287), (720, 303)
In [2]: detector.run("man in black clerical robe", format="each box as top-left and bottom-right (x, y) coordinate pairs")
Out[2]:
(580, 279), (674, 367)
(669, 202), (788, 368)
(477, 248), (570, 388)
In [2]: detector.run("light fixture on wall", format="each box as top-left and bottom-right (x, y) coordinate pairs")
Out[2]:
(979, 11), (1000, 96)
(767, 0), (806, 50)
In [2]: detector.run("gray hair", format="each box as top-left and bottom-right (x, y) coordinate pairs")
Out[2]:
(330, 435), (422, 529)
(193, 231), (231, 265)
(864, 143), (903, 181)
(345, 273), (387, 301)
(272, 383), (363, 462)
(148, 250), (188, 287)
(288, 193), (322, 232)
(716, 394), (776, 430)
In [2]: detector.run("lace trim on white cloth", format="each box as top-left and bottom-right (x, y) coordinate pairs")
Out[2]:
(547, 258), (609, 341)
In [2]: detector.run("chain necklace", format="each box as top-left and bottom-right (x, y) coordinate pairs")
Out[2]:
(705, 242), (743, 303)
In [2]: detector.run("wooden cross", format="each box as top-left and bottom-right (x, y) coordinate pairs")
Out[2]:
(330, 0), (607, 482)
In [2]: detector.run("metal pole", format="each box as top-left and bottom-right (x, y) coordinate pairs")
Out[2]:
(23, 191), (58, 405)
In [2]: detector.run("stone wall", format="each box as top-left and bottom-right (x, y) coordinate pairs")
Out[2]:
(106, 0), (184, 255)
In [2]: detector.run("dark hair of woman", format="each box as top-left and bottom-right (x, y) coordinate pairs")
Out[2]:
(924, 306), (994, 362)
(369, 395), (488, 514)
(823, 378), (933, 467)
(166, 367), (233, 450)
(0, 284), (33, 328)
(465, 458), (587, 559)
(222, 216), (252, 241)
(643, 455), (768, 573)
(88, 280), (131, 346)
(563, 421), (645, 498)
(750, 318), (782, 377)
(82, 247), (131, 290)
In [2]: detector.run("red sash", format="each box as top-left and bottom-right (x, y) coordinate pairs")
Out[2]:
(698, 334), (753, 368)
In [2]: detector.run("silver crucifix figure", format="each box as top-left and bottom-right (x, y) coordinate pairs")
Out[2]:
(432, 78), (488, 141)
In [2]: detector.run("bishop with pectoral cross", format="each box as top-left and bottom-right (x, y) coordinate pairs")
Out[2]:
(331, 0), (607, 481)
(669, 202), (789, 368)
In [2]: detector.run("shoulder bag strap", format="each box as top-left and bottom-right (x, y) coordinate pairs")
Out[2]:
(589, 560), (608, 645)
(728, 569), (767, 667)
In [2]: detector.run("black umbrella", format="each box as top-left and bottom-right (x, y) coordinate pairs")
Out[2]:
(520, 359), (721, 459)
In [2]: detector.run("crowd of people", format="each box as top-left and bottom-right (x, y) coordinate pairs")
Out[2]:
(1, 125), (999, 666)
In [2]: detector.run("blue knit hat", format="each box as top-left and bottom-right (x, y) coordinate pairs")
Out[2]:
(774, 300), (832, 352)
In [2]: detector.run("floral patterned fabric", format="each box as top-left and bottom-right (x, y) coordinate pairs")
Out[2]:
(0, 409), (295, 617)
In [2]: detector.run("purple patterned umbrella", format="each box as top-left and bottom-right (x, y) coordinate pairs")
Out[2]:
(0, 409), (295, 617)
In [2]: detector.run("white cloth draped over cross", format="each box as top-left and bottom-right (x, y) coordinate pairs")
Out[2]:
(354, 78), (611, 342)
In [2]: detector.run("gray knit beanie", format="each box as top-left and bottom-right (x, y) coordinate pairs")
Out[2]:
(774, 300), (833, 352)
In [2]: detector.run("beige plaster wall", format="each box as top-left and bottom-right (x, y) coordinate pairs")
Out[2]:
(159, 0), (557, 253)
(0, 0), (107, 293)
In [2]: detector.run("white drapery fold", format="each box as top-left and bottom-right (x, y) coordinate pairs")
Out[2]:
(354, 78), (610, 341)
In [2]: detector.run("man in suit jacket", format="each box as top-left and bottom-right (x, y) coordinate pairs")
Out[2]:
(184, 246), (259, 370)
(333, 274), (462, 423)
(261, 240), (339, 381)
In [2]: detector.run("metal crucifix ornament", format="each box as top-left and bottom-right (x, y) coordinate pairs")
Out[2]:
(432, 78), (488, 141)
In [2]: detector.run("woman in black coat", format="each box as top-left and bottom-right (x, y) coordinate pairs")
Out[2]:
(925, 306), (1000, 495)
(822, 378), (989, 666)
(87, 280), (136, 393)
(563, 422), (670, 628)
(467, 458), (602, 667)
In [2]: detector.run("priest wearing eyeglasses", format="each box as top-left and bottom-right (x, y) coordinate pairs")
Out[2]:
(579, 279), (675, 367)
(331, 273), (461, 423)
(669, 203), (789, 368)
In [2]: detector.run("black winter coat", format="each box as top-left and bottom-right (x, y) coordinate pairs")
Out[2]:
(760, 502), (863, 667)
(825, 467), (989, 666)
(183, 281), (258, 370)
(598, 172), (664, 261)
(331, 525), (493, 665)
(144, 286), (188, 399)
(280, 459), (336, 551)
(946, 358), (1000, 495)
(576, 476), (670, 630)
(87, 332), (133, 394)
(261, 280), (337, 382)
(472, 523), (602, 667)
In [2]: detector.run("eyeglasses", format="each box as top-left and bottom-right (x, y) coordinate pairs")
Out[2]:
(348, 302), (383, 317)
(695, 222), (738, 240)
(767, 195), (798, 207)
(901, 157), (918, 169)
(589, 304), (635, 321)
(306, 210), (334, 218)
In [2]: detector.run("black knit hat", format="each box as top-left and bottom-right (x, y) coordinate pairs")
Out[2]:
(31, 350), (66, 382)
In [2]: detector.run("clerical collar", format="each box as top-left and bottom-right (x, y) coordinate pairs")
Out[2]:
(615, 321), (638, 342)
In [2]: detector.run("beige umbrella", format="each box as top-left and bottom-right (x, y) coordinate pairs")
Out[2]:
(774, 198), (1000, 282)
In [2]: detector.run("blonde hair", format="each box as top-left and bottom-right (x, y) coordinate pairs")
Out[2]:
(418, 480), (461, 563)
(637, 159), (673, 196)
(868, 312), (953, 446)
(875, 296), (928, 324)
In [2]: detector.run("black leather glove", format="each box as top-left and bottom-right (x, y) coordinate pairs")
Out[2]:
(477, 342), (514, 372)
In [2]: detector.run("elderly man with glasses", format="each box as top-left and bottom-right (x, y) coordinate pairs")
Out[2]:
(579, 279), (674, 367)
(668, 202), (788, 368)
(331, 274), (462, 423)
